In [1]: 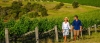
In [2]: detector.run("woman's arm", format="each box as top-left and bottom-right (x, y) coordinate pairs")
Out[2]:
(71, 21), (74, 31)
(68, 22), (71, 29)
(68, 22), (73, 32)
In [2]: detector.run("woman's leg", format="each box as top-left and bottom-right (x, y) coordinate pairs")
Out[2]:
(64, 36), (67, 43)
(66, 36), (67, 43)
(64, 36), (66, 42)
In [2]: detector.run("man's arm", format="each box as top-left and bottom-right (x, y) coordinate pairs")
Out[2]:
(79, 20), (82, 32)
(80, 26), (82, 32)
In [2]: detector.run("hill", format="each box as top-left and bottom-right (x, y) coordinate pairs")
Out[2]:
(0, 1), (100, 19)
(0, 1), (100, 43)
(56, 0), (100, 7)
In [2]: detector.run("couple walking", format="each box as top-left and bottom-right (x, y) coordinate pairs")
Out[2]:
(62, 15), (82, 43)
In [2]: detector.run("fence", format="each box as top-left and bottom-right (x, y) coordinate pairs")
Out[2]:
(5, 25), (58, 43)
(88, 24), (100, 36)
(4, 24), (100, 43)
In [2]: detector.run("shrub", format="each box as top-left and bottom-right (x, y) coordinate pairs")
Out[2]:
(31, 3), (48, 17)
(53, 2), (64, 10)
(11, 1), (23, 19)
(9, 17), (30, 36)
(72, 1), (79, 8)
(41, 9), (48, 17)
(0, 7), (6, 17)
(28, 12), (39, 18)
(11, 1), (23, 10)
(18, 12), (25, 18)
(5, 19), (15, 28)
(24, 2), (33, 12)
(0, 2), (48, 20)
(0, 18), (4, 39)
(33, 12), (39, 17)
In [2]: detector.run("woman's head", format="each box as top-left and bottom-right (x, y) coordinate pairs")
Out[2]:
(64, 17), (69, 22)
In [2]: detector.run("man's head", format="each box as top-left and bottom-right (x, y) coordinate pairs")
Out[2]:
(74, 15), (78, 20)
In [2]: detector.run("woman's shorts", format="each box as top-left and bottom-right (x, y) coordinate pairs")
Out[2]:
(63, 29), (69, 36)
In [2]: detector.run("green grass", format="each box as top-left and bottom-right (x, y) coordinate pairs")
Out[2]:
(55, 0), (100, 7)
(70, 32), (100, 43)
(40, 32), (100, 43)
(30, 2), (100, 19)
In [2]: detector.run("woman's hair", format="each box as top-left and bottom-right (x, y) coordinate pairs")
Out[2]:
(74, 15), (78, 18)
(64, 17), (69, 21)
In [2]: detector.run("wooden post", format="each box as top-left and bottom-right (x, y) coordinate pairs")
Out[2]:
(94, 24), (97, 33)
(5, 28), (9, 43)
(88, 27), (90, 36)
(70, 25), (73, 39)
(80, 31), (82, 38)
(35, 27), (39, 43)
(71, 31), (73, 39)
(54, 25), (58, 42)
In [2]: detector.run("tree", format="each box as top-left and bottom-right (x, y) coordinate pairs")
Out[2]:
(11, 1), (23, 19)
(0, 18), (4, 40)
(72, 1), (79, 8)
(28, 12), (39, 18)
(41, 8), (48, 17)
(23, 2), (32, 12)
(53, 2), (64, 10)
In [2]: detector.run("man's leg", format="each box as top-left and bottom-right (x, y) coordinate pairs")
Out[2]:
(73, 30), (77, 41)
(76, 30), (80, 39)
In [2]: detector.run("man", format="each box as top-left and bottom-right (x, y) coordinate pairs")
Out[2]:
(72, 15), (82, 41)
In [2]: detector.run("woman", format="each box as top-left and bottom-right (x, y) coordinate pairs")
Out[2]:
(62, 17), (70, 43)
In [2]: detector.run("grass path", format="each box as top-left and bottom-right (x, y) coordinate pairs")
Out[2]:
(40, 32), (100, 43)
(60, 32), (100, 43)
